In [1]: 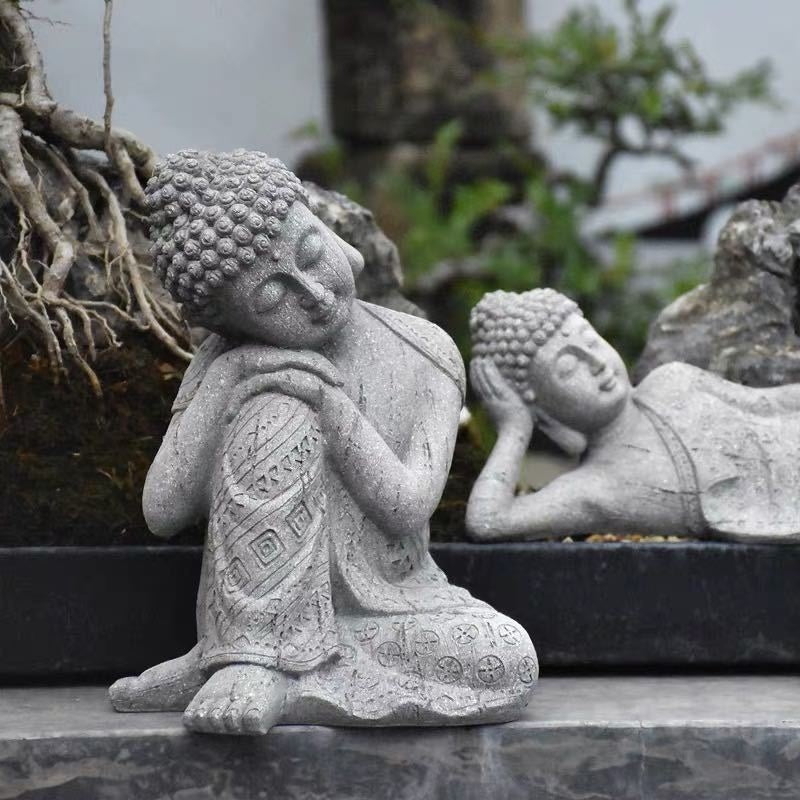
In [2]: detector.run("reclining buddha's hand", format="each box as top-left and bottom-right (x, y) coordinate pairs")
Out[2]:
(470, 358), (533, 434)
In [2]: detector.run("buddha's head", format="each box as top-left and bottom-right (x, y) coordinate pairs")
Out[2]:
(145, 149), (363, 348)
(470, 289), (631, 451)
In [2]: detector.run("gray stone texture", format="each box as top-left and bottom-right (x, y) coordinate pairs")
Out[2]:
(3, 678), (800, 799)
(467, 288), (800, 542)
(635, 184), (800, 387)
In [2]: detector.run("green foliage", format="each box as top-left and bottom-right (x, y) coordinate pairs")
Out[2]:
(370, 121), (512, 282)
(296, 0), (772, 367)
(493, 0), (777, 202)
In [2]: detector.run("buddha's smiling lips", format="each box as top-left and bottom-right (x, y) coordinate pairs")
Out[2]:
(598, 370), (617, 391)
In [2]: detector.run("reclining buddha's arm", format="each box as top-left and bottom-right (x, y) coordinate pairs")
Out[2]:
(465, 357), (605, 541)
(466, 422), (602, 540)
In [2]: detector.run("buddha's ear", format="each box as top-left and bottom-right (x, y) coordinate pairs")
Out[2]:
(333, 232), (365, 278)
(536, 407), (588, 457)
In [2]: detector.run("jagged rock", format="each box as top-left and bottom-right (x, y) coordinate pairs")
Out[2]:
(303, 181), (422, 315)
(634, 185), (800, 387)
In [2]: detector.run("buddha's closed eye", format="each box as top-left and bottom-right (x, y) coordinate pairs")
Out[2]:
(254, 278), (286, 313)
(298, 231), (324, 270)
(555, 352), (578, 379)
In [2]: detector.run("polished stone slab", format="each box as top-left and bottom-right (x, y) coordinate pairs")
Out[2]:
(1, 677), (799, 799)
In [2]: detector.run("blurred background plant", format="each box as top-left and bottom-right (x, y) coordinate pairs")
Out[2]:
(298, 0), (775, 364)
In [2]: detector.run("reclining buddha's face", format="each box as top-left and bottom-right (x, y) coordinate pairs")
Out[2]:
(528, 312), (631, 433)
(211, 202), (363, 349)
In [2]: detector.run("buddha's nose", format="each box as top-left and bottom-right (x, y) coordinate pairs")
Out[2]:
(584, 350), (606, 375)
(296, 277), (328, 309)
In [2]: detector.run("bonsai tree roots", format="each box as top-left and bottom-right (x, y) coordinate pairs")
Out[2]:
(0, 0), (190, 396)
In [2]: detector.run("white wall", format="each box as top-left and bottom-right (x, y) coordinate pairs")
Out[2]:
(31, 0), (326, 164)
(31, 0), (800, 213)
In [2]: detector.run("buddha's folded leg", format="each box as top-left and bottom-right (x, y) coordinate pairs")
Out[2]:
(186, 393), (340, 734)
(284, 608), (538, 726)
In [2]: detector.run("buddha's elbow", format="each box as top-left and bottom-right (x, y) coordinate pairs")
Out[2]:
(465, 503), (500, 541)
(142, 471), (190, 539)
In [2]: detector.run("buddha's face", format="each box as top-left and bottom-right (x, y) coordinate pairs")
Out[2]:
(528, 312), (630, 433)
(209, 202), (361, 348)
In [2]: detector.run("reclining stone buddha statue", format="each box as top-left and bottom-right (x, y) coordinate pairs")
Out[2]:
(467, 288), (800, 543)
(109, 149), (537, 735)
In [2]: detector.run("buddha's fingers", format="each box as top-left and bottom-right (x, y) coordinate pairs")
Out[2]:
(229, 345), (342, 387)
(226, 370), (324, 421)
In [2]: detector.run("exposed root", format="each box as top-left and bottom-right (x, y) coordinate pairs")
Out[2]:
(54, 306), (101, 397)
(83, 166), (192, 361)
(102, 0), (114, 155)
(0, 0), (191, 393)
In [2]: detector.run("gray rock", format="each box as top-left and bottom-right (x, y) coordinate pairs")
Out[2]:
(634, 185), (800, 387)
(466, 287), (800, 543)
(109, 149), (536, 735)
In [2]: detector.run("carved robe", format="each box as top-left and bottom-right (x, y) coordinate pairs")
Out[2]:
(175, 303), (538, 724)
(636, 362), (800, 540)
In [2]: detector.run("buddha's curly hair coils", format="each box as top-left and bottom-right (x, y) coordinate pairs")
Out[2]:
(145, 148), (308, 312)
(470, 288), (580, 401)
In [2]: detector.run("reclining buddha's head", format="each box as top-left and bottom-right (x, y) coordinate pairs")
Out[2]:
(145, 149), (364, 348)
(470, 288), (631, 450)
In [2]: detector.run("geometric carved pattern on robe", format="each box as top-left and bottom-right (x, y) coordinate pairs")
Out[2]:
(199, 391), (338, 674)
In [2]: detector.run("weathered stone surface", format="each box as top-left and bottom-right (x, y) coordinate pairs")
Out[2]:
(2, 679), (800, 799)
(303, 180), (421, 314)
(467, 287), (800, 542)
(635, 185), (800, 387)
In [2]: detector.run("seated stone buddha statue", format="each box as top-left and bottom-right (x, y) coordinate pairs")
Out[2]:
(109, 149), (537, 735)
(467, 288), (800, 543)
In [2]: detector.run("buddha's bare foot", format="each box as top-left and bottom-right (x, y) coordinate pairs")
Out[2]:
(183, 664), (288, 735)
(109, 643), (205, 712)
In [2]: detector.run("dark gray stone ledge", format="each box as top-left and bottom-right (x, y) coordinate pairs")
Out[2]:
(2, 677), (800, 799)
(3, 542), (800, 678)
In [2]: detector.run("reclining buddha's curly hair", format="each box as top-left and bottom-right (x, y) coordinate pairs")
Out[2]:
(145, 148), (308, 314)
(470, 288), (580, 402)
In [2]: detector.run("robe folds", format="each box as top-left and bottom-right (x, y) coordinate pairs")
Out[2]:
(636, 362), (800, 540)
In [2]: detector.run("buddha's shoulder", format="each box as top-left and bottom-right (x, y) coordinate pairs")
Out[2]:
(360, 301), (466, 399)
(636, 361), (704, 398)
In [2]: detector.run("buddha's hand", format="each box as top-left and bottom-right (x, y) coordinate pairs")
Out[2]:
(207, 344), (343, 423)
(470, 358), (533, 432)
